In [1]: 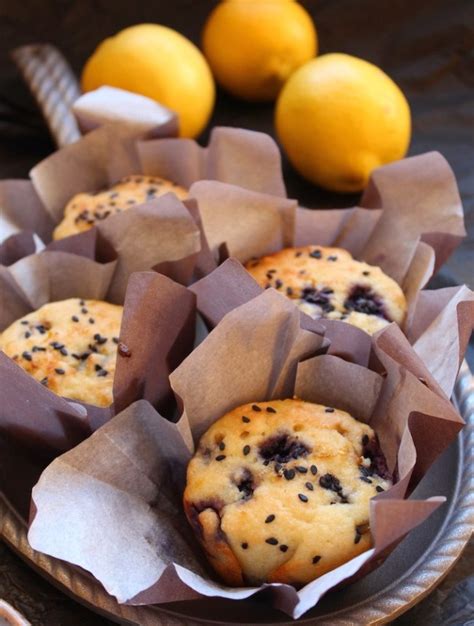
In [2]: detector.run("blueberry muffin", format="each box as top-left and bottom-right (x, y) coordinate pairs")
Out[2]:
(184, 399), (391, 587)
(1, 299), (123, 407)
(53, 175), (188, 240)
(245, 246), (406, 334)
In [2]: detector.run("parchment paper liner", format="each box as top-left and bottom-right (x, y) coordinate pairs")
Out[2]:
(0, 256), (196, 516)
(183, 151), (471, 394)
(190, 149), (464, 282)
(72, 86), (178, 137)
(0, 113), (285, 279)
(27, 290), (463, 619)
(191, 259), (474, 399)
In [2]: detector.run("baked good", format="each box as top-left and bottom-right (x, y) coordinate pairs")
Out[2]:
(1, 299), (123, 407)
(245, 246), (407, 334)
(184, 399), (391, 587)
(53, 175), (188, 240)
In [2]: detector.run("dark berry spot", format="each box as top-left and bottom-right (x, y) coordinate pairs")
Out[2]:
(284, 468), (296, 480)
(265, 537), (278, 545)
(242, 416), (251, 423)
(266, 406), (277, 413)
(305, 482), (314, 491)
(309, 249), (322, 259)
(360, 476), (373, 484)
(265, 514), (275, 524)
(218, 441), (225, 451)
(259, 433), (310, 464)
(363, 271), (370, 276)
(300, 287), (335, 313)
(235, 469), (254, 500)
(328, 255), (338, 261)
(359, 465), (373, 478)
(71, 316), (79, 322)
(325, 407), (335, 413)
(241, 542), (248, 550)
(22, 351), (32, 362)
(310, 465), (318, 475)
(55, 368), (65, 375)
(298, 493), (308, 503)
(312, 555), (321, 564)
(376, 486), (385, 493)
(344, 285), (388, 319)
(243, 445), (251, 456)
(252, 404), (262, 412)
(215, 455), (226, 462)
(296, 466), (307, 473)
(280, 544), (288, 552)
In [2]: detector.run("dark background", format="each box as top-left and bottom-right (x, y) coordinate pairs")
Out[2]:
(0, 1), (473, 623)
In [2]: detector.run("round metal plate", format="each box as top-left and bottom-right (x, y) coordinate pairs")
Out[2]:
(1, 362), (472, 625)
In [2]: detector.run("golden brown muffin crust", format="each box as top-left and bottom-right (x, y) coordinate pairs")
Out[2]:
(184, 399), (391, 587)
(53, 175), (188, 240)
(1, 298), (123, 407)
(245, 246), (407, 335)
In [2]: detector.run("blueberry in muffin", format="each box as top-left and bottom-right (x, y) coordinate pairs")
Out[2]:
(184, 399), (391, 586)
(245, 246), (406, 334)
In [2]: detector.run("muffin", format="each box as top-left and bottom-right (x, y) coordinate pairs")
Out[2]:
(1, 298), (123, 407)
(53, 175), (188, 240)
(184, 399), (391, 587)
(245, 246), (406, 334)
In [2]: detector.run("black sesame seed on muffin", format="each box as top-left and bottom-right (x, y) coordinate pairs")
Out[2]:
(245, 246), (407, 335)
(183, 399), (391, 587)
(0, 299), (123, 407)
(53, 175), (188, 240)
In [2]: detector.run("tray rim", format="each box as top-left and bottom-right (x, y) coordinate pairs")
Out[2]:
(1, 360), (473, 626)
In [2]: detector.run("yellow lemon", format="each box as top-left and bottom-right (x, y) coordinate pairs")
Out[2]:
(81, 24), (215, 138)
(202, 0), (317, 101)
(275, 53), (411, 192)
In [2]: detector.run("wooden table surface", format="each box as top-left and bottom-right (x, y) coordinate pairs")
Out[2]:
(0, 0), (473, 624)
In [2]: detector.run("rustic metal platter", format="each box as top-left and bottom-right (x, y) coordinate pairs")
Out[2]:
(1, 361), (472, 625)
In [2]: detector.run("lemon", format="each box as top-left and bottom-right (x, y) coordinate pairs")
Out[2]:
(275, 53), (411, 192)
(202, 0), (317, 102)
(81, 24), (215, 138)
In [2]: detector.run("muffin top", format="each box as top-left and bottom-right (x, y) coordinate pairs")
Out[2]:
(1, 298), (123, 407)
(245, 245), (407, 334)
(53, 174), (188, 240)
(184, 399), (391, 587)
